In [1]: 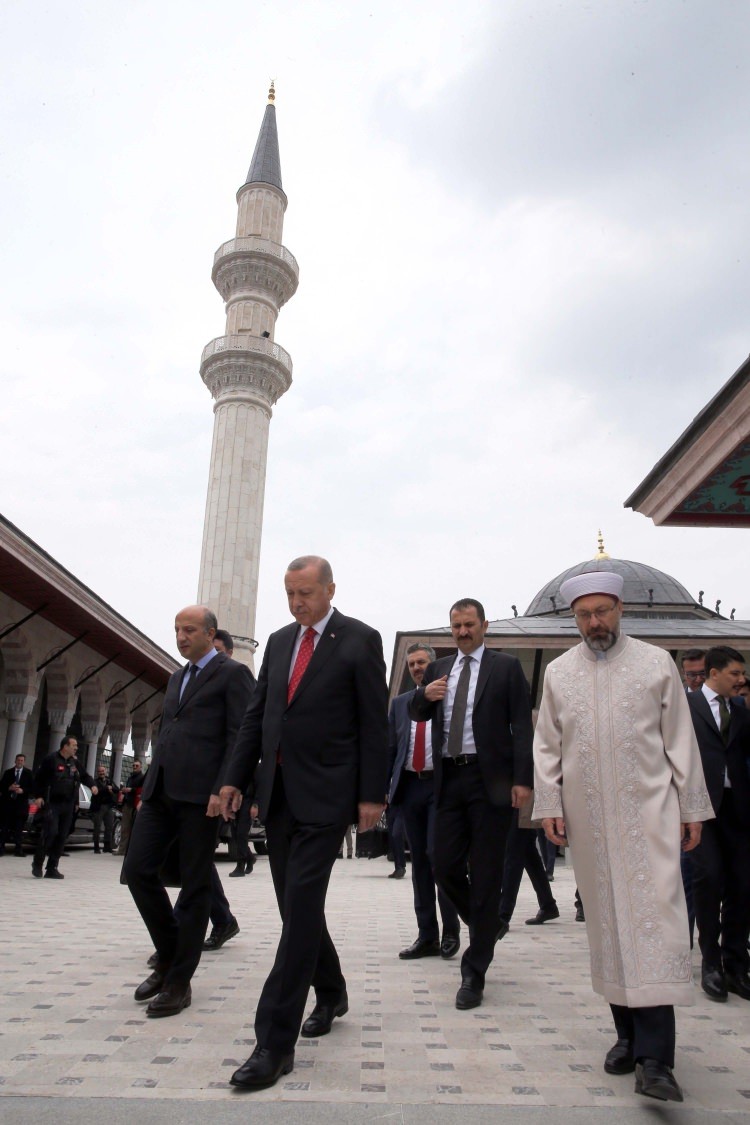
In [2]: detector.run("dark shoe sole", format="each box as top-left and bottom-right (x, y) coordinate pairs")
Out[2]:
(604, 1059), (635, 1075)
(702, 986), (728, 1002)
(300, 1000), (349, 1038)
(635, 1078), (683, 1102)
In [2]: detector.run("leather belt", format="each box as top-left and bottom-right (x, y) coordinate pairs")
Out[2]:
(443, 754), (479, 766)
(407, 769), (434, 781)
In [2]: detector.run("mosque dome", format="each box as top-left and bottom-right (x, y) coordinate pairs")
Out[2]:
(526, 549), (698, 618)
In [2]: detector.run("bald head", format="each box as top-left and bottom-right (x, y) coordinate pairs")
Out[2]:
(174, 605), (217, 663)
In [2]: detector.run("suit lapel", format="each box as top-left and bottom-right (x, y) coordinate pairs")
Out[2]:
(473, 649), (493, 707)
(692, 691), (722, 741)
(176, 653), (225, 711)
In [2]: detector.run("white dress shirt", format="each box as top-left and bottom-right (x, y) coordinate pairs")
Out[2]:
(288, 607), (335, 681)
(442, 645), (484, 757)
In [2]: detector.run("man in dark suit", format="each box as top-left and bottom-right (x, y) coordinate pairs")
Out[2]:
(0, 753), (34, 856)
(687, 645), (750, 1003)
(124, 605), (255, 1018)
(388, 642), (460, 960)
(220, 555), (388, 1091)
(410, 598), (533, 1010)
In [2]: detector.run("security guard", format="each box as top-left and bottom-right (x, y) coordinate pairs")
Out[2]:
(32, 736), (98, 879)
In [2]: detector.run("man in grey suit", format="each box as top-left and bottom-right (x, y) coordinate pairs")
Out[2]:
(124, 605), (255, 1018)
(388, 643), (460, 960)
(220, 556), (388, 1091)
(410, 598), (533, 1010)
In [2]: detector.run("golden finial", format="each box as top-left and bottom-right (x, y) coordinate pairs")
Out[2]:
(594, 529), (610, 560)
(268, 80), (275, 104)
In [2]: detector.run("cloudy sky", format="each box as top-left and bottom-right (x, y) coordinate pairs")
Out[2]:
(1, 0), (748, 669)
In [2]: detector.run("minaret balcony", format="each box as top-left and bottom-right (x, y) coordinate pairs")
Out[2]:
(212, 237), (299, 307)
(200, 335), (293, 407)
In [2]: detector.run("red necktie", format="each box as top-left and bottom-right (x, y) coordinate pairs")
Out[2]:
(288, 628), (316, 702)
(412, 721), (426, 772)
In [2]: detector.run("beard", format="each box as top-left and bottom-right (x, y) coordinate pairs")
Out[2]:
(583, 626), (619, 652)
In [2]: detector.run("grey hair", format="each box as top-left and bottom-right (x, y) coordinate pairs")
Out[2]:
(407, 642), (436, 661)
(286, 556), (334, 584)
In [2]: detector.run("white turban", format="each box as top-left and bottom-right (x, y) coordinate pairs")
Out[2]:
(559, 571), (624, 607)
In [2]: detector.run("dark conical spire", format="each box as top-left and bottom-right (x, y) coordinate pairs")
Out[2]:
(245, 87), (283, 191)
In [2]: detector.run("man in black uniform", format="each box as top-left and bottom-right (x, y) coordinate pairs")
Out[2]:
(32, 736), (98, 878)
(90, 763), (119, 853)
(0, 753), (34, 855)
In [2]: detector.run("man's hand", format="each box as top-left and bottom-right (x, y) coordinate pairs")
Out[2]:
(219, 785), (242, 821)
(90, 786), (99, 795)
(358, 801), (384, 832)
(36, 797), (44, 809)
(542, 816), (567, 846)
(511, 785), (532, 809)
(424, 675), (448, 702)
(206, 794), (222, 818)
(681, 822), (702, 851)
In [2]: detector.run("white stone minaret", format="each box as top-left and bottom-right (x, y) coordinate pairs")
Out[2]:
(197, 84), (298, 668)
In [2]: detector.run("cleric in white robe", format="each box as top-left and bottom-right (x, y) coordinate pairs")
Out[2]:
(533, 570), (713, 1103)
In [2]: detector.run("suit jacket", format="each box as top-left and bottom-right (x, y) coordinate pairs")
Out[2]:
(142, 652), (255, 805)
(409, 648), (534, 806)
(225, 608), (388, 825)
(0, 765), (33, 808)
(388, 689), (418, 805)
(686, 690), (750, 816)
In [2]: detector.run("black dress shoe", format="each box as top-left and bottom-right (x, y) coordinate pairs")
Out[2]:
(701, 965), (728, 1002)
(134, 967), (168, 1002)
(496, 920), (510, 942)
(634, 1058), (683, 1102)
(388, 867), (406, 879)
(32, 862), (43, 878)
(146, 982), (191, 1018)
(399, 937), (440, 960)
(230, 1045), (294, 1089)
(725, 970), (750, 1000)
(603, 1037), (635, 1075)
(300, 993), (349, 1037)
(575, 905), (585, 922)
(203, 918), (240, 950)
(525, 905), (560, 925)
(146, 952), (160, 969)
(440, 931), (461, 959)
(456, 977), (483, 1010)
(44, 868), (64, 879)
(228, 863), (246, 877)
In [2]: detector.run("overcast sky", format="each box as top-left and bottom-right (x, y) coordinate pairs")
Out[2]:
(1, 0), (748, 670)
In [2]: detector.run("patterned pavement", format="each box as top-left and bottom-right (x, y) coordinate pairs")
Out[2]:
(0, 846), (749, 1114)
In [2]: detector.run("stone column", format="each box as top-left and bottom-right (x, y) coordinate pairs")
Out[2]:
(48, 708), (74, 755)
(2, 695), (36, 772)
(81, 721), (105, 776)
(109, 732), (128, 785)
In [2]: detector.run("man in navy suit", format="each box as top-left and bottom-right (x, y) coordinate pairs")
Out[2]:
(410, 598), (533, 1010)
(0, 754), (34, 855)
(388, 643), (460, 960)
(687, 645), (750, 1003)
(124, 605), (255, 1018)
(220, 556), (388, 1091)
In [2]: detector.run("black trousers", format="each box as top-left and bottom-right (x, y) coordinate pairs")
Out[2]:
(123, 786), (219, 988)
(174, 863), (234, 930)
(397, 771), (459, 942)
(386, 803), (406, 869)
(433, 759), (512, 986)
(610, 1003), (676, 1068)
(255, 769), (348, 1054)
(91, 806), (114, 851)
(232, 798), (255, 867)
(499, 810), (557, 923)
(0, 799), (28, 850)
(689, 788), (750, 974)
(34, 802), (74, 868)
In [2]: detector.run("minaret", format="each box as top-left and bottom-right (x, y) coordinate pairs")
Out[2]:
(197, 84), (299, 667)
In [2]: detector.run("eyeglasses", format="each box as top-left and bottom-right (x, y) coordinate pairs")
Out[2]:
(574, 605), (619, 623)
(684, 671), (706, 681)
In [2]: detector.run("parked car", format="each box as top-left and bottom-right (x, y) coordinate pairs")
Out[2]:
(216, 811), (267, 859)
(24, 784), (122, 851)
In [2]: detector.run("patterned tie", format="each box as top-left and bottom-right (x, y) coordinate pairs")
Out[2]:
(446, 656), (472, 758)
(288, 628), (316, 702)
(719, 696), (731, 744)
(412, 722), (427, 772)
(182, 663), (199, 697)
